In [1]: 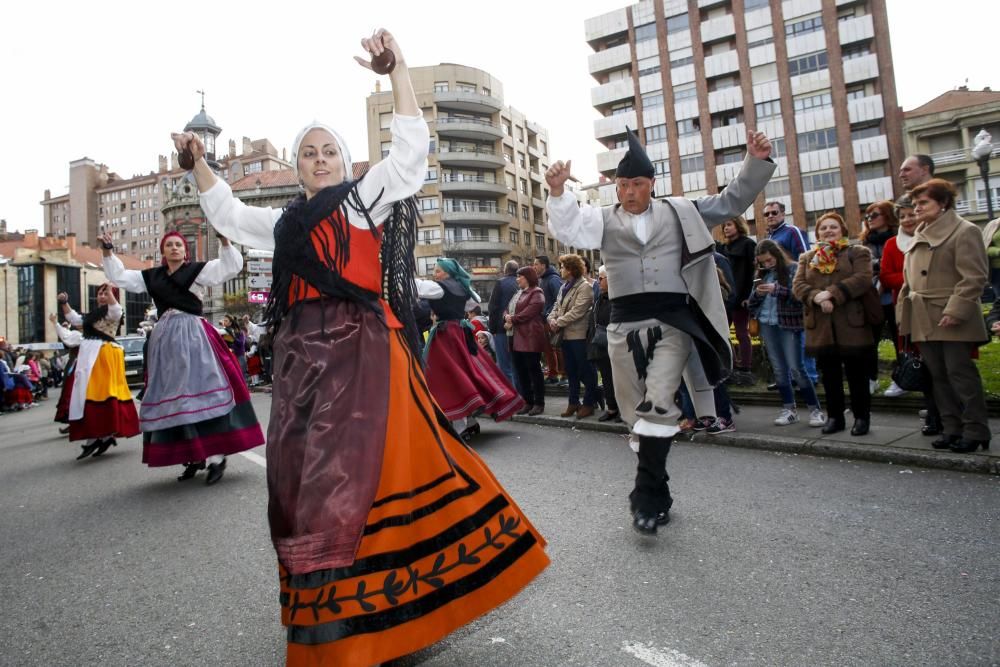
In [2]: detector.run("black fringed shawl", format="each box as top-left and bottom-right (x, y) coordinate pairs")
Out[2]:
(263, 175), (422, 358)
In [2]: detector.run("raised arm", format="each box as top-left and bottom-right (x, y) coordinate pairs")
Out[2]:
(194, 237), (244, 287)
(545, 160), (604, 250)
(58, 292), (84, 327)
(415, 279), (445, 300)
(100, 233), (147, 293)
(694, 131), (776, 228)
(50, 313), (82, 347)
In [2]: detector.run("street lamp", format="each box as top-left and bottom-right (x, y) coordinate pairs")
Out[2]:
(972, 129), (994, 221)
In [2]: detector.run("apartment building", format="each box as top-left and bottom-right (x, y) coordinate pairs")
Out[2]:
(585, 0), (904, 236)
(366, 64), (570, 298)
(903, 87), (1000, 224)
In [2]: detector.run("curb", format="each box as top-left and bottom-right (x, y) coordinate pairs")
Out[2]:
(510, 414), (1000, 476)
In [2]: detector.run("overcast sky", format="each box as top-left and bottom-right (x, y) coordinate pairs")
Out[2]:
(1, 0), (996, 233)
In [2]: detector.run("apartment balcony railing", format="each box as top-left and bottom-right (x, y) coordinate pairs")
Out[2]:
(437, 146), (506, 168)
(433, 116), (504, 140)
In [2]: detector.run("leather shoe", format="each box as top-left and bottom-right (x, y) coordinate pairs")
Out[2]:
(576, 405), (594, 419)
(560, 405), (578, 417)
(76, 441), (101, 460)
(177, 461), (205, 481)
(821, 418), (845, 435)
(850, 419), (870, 436)
(527, 405), (544, 416)
(921, 423), (942, 436)
(516, 405), (531, 416)
(931, 434), (960, 450)
(949, 439), (990, 454)
(632, 510), (660, 535)
(205, 458), (227, 485)
(598, 410), (620, 422)
(58, 425), (70, 435)
(92, 437), (117, 457)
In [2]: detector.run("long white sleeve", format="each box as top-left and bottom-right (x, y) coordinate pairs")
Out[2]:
(546, 190), (605, 250)
(199, 179), (282, 251)
(106, 303), (123, 322)
(354, 114), (430, 223)
(55, 322), (82, 347)
(64, 307), (83, 327)
(415, 279), (445, 300)
(103, 254), (147, 293)
(195, 243), (244, 287)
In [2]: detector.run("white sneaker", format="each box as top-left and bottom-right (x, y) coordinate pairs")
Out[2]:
(808, 408), (826, 427)
(883, 381), (907, 398)
(774, 408), (798, 426)
(869, 379), (879, 394)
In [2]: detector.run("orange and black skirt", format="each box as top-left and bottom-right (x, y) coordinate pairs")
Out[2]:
(267, 298), (548, 667)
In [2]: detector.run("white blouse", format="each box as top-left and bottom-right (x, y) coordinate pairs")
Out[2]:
(198, 113), (430, 251)
(102, 244), (244, 302)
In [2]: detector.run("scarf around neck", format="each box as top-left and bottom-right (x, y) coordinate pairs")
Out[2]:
(810, 237), (850, 274)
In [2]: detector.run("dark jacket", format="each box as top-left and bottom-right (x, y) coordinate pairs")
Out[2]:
(747, 263), (804, 331)
(714, 252), (739, 316)
(793, 244), (874, 355)
(717, 236), (757, 304)
(488, 274), (519, 336)
(587, 290), (612, 361)
(510, 287), (546, 353)
(538, 266), (563, 317)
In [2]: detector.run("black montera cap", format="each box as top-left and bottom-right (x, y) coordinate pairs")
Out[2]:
(615, 126), (655, 179)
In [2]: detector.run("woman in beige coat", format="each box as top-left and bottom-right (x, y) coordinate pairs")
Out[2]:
(548, 254), (599, 418)
(792, 212), (874, 436)
(897, 179), (990, 453)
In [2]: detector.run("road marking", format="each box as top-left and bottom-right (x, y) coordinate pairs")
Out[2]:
(622, 641), (710, 667)
(240, 450), (267, 468)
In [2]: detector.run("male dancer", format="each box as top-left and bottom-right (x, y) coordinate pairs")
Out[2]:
(546, 128), (774, 534)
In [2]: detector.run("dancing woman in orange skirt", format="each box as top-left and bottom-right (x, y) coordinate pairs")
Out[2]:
(171, 28), (547, 666)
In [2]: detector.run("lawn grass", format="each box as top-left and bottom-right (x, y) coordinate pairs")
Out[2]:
(878, 338), (1000, 398)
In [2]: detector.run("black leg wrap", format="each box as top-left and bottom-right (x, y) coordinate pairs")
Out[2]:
(629, 435), (674, 515)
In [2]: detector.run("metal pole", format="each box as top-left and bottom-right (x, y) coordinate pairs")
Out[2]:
(982, 157), (995, 221)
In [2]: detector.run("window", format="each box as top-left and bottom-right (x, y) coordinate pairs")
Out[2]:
(793, 92), (833, 113)
(417, 257), (440, 275)
(797, 128), (838, 152)
(673, 84), (697, 101)
(535, 233), (545, 249)
(482, 87), (491, 96)
(424, 167), (438, 183)
(802, 170), (842, 192)
(456, 81), (476, 93)
(670, 54), (694, 68)
(842, 45), (871, 60)
(715, 148), (743, 164)
(771, 137), (787, 157)
(642, 92), (664, 109)
(744, 0), (769, 9)
(125, 290), (148, 335)
(433, 81), (448, 92)
(680, 155), (704, 173)
(55, 266), (80, 310)
(785, 16), (823, 37)
(850, 125), (882, 141)
(645, 124), (668, 144)
(666, 13), (689, 33)
(548, 239), (555, 252)
(637, 56), (660, 77)
(855, 163), (886, 180)
(765, 178), (790, 197)
(634, 22), (657, 42)
(611, 101), (633, 115)
(419, 196), (439, 212)
(676, 118), (700, 136)
(417, 228), (442, 245)
(17, 265), (44, 343)
(518, 152), (526, 169)
(524, 231), (531, 245)
(521, 205), (530, 221)
(519, 179), (528, 194)
(711, 110), (743, 128)
(508, 201), (517, 216)
(653, 160), (669, 178)
(381, 141), (392, 159)
(755, 99), (782, 118)
(505, 173), (515, 189)
(846, 85), (868, 100)
(379, 112), (393, 130)
(788, 52), (828, 77)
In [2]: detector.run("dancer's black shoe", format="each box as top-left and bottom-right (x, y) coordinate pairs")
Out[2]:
(205, 458), (227, 485)
(92, 438), (117, 457)
(178, 462), (206, 481)
(76, 441), (101, 460)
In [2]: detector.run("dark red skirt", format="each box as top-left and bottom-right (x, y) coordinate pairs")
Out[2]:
(54, 372), (75, 423)
(4, 386), (32, 407)
(424, 321), (524, 421)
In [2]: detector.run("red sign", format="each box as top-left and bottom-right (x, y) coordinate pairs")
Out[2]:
(248, 290), (270, 304)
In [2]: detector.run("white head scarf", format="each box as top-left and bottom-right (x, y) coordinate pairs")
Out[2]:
(290, 122), (353, 180)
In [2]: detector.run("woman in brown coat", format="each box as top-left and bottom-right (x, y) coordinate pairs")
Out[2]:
(793, 212), (874, 436)
(548, 254), (599, 418)
(897, 179), (990, 453)
(505, 266), (547, 416)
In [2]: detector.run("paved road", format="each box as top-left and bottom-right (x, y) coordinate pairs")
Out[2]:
(1, 394), (998, 666)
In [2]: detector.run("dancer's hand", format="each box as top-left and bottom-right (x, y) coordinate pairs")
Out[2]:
(546, 160), (573, 197)
(48, 313), (57, 324)
(170, 131), (206, 165)
(99, 232), (115, 256)
(356, 28), (405, 71)
(746, 130), (772, 160)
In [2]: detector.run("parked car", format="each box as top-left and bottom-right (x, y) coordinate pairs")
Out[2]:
(116, 335), (146, 386)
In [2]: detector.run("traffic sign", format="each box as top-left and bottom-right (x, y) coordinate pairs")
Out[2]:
(248, 275), (273, 289)
(247, 260), (272, 273)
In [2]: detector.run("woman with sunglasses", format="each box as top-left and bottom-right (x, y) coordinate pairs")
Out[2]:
(860, 201), (899, 395)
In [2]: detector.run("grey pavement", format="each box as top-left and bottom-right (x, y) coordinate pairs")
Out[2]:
(1, 392), (999, 666)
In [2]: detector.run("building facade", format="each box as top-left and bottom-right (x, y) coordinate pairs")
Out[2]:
(366, 64), (575, 298)
(903, 87), (1000, 224)
(585, 0), (904, 236)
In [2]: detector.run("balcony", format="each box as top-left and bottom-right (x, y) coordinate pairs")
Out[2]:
(803, 187), (846, 212)
(594, 110), (637, 140)
(716, 161), (744, 185)
(437, 146), (506, 169)
(956, 195), (1000, 217)
(597, 147), (628, 174)
(588, 43), (632, 76)
(748, 43), (776, 67)
(444, 239), (509, 254)
(433, 116), (504, 141)
(532, 196), (546, 209)
(847, 94), (885, 124)
(711, 122), (746, 150)
(438, 175), (507, 197)
(856, 177), (893, 205)
(928, 145), (1000, 167)
(440, 204), (510, 226)
(852, 135), (889, 165)
(843, 53), (879, 85)
(784, 31), (826, 59)
(591, 79), (634, 108)
(434, 90), (503, 115)
(585, 8), (628, 45)
(793, 107), (836, 133)
(527, 144), (542, 159)
(530, 170), (543, 184)
(798, 148), (840, 173)
(700, 14), (735, 42)
(682, 171), (706, 193)
(839, 14), (874, 45)
(790, 69), (831, 97)
(704, 50), (739, 78)
(784, 0), (824, 20)
(708, 86), (743, 113)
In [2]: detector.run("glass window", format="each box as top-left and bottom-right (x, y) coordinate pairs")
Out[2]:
(666, 13), (689, 33)
(419, 196), (439, 212)
(17, 265), (45, 343)
(55, 265), (80, 306)
(851, 125), (882, 140)
(797, 128), (838, 152)
(535, 233), (545, 249)
(634, 22), (657, 42)
(855, 162), (886, 180)
(755, 99), (782, 118)
(680, 155), (704, 173)
(653, 160), (669, 178)
(771, 137), (787, 158)
(793, 92), (833, 113)
(673, 84), (697, 101)
(433, 81), (448, 92)
(510, 230), (519, 243)
(785, 16), (823, 37)
(637, 56), (660, 77)
(676, 118), (700, 136)
(645, 124), (668, 144)
(524, 231), (531, 245)
(788, 52), (828, 77)
(765, 178), (790, 197)
(508, 201), (517, 216)
(642, 92), (664, 109)
(802, 170), (842, 192)
(125, 290), (149, 335)
(744, 0), (769, 9)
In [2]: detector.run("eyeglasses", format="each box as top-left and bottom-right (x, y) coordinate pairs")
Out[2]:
(865, 212), (882, 221)
(763, 210), (781, 217)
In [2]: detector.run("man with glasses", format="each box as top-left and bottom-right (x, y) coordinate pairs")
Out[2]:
(763, 201), (810, 259)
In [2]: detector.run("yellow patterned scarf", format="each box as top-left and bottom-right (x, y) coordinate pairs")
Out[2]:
(809, 237), (850, 274)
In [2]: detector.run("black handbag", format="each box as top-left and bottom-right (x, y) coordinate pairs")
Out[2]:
(892, 340), (930, 392)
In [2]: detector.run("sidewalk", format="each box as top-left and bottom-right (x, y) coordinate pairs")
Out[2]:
(509, 400), (1000, 476)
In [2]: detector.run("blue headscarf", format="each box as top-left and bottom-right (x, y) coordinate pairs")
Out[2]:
(436, 258), (480, 303)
